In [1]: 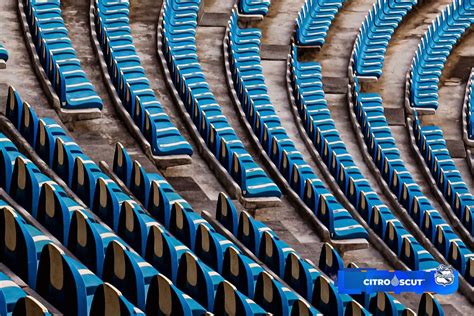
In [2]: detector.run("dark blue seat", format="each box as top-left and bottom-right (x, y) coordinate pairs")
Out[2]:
(145, 274), (209, 315)
(36, 243), (102, 315)
(90, 282), (145, 315)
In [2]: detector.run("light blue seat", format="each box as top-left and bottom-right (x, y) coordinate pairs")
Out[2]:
(93, 0), (192, 157)
(228, 12), (367, 241)
(0, 44), (8, 63)
(160, 0), (280, 199)
(295, 0), (345, 47)
(25, 0), (103, 111)
(238, 0), (271, 17)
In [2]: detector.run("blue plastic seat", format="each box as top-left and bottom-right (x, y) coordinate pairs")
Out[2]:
(36, 243), (102, 315)
(90, 282), (145, 315)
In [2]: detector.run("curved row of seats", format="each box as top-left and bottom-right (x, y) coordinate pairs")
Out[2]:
(4, 88), (274, 314)
(295, 0), (345, 47)
(214, 194), (422, 315)
(0, 271), (53, 316)
(408, 0), (474, 110)
(466, 69), (474, 140)
(0, 198), (147, 315)
(238, 0), (271, 17)
(112, 143), (325, 315)
(24, 0), (103, 111)
(0, 131), (218, 314)
(93, 0), (193, 158)
(350, 80), (474, 286)
(0, 43), (8, 67)
(412, 117), (474, 236)
(351, 0), (418, 79)
(160, 0), (281, 199)
(227, 11), (368, 241)
(288, 45), (439, 272)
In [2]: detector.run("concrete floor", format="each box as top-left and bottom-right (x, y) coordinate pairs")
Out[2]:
(0, 0), (473, 314)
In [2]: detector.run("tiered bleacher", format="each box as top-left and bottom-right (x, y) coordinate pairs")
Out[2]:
(226, 11), (368, 242)
(0, 198), (145, 315)
(238, 0), (271, 18)
(112, 144), (326, 315)
(23, 0), (103, 111)
(288, 45), (440, 271)
(295, 0), (345, 47)
(351, 0), (418, 79)
(349, 79), (474, 286)
(407, 0), (474, 110)
(214, 193), (435, 315)
(159, 0), (281, 200)
(93, 0), (193, 158)
(4, 87), (276, 314)
(0, 43), (8, 68)
(413, 118), (474, 236)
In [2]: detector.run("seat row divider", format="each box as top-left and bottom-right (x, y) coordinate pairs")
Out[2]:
(156, 1), (280, 210)
(16, 0), (102, 122)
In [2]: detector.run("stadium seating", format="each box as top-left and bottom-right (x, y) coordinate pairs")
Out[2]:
(159, 0), (281, 199)
(295, 0), (345, 47)
(4, 90), (279, 314)
(215, 193), (409, 315)
(227, 11), (367, 241)
(413, 117), (474, 236)
(238, 0), (271, 17)
(0, 130), (211, 313)
(0, 43), (8, 66)
(350, 79), (474, 285)
(0, 272), (56, 316)
(466, 69), (474, 140)
(113, 142), (323, 314)
(24, 0), (103, 111)
(408, 0), (474, 110)
(352, 0), (418, 79)
(288, 44), (439, 271)
(92, 0), (193, 157)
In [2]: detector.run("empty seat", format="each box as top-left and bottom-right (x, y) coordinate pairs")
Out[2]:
(12, 295), (53, 316)
(466, 70), (474, 140)
(283, 252), (320, 301)
(0, 205), (51, 288)
(214, 281), (268, 315)
(176, 252), (224, 311)
(311, 275), (344, 315)
(216, 192), (239, 236)
(417, 293), (444, 316)
(36, 243), (102, 315)
(90, 282), (145, 315)
(238, 0), (271, 17)
(103, 240), (158, 310)
(145, 274), (209, 315)
(318, 243), (344, 280)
